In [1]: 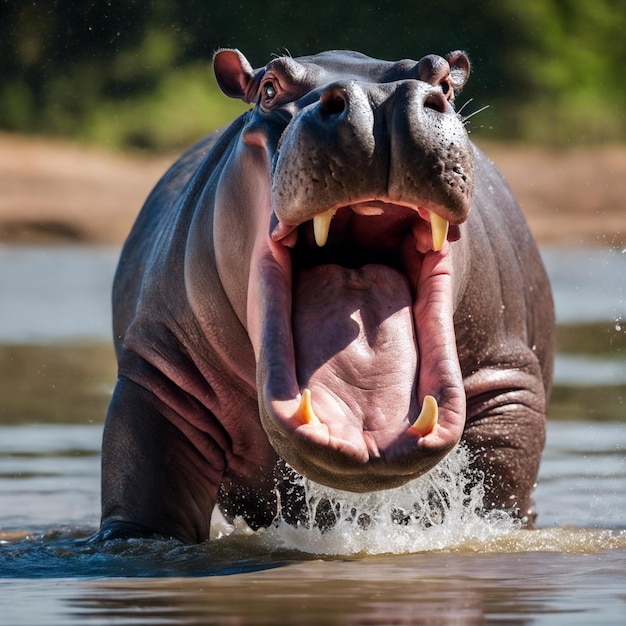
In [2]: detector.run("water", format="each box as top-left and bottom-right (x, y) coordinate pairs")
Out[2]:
(0, 246), (117, 343)
(0, 245), (625, 624)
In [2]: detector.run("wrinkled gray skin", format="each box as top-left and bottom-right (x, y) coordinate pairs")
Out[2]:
(97, 49), (554, 543)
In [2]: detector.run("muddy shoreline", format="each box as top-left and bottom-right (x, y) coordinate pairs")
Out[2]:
(1, 132), (623, 247)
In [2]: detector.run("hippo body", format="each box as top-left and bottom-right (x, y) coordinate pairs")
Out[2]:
(99, 50), (554, 543)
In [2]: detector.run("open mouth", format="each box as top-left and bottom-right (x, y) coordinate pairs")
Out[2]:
(250, 200), (466, 491)
(273, 200), (454, 257)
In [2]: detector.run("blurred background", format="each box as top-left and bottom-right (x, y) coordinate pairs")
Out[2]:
(1, 0), (625, 150)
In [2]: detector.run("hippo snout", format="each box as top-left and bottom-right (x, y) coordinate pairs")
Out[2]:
(316, 78), (449, 119)
(271, 76), (474, 230)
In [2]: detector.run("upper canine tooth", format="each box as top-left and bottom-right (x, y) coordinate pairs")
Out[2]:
(313, 209), (336, 247)
(429, 212), (449, 251)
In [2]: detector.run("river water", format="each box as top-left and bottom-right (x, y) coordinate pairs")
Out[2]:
(0, 245), (625, 625)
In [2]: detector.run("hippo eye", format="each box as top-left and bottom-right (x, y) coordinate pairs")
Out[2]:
(262, 81), (278, 104)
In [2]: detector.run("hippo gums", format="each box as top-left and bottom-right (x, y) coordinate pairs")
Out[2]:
(98, 49), (554, 543)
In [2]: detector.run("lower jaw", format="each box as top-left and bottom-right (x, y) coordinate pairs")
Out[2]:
(252, 213), (466, 482)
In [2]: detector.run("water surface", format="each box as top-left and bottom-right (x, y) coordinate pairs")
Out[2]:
(0, 245), (624, 624)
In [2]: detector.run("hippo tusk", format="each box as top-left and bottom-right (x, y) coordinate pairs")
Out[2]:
(293, 388), (321, 426)
(313, 209), (336, 247)
(410, 395), (438, 436)
(429, 212), (449, 251)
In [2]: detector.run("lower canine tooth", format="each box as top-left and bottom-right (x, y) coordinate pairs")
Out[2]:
(411, 395), (438, 436)
(429, 212), (449, 251)
(294, 388), (321, 426)
(313, 209), (335, 247)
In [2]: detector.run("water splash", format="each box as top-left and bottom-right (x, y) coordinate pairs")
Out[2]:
(2, 439), (626, 579)
(214, 445), (524, 556)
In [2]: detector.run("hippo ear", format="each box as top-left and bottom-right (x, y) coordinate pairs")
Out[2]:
(213, 49), (257, 103)
(446, 51), (470, 93)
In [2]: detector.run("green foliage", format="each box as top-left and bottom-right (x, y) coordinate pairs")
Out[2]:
(1, 0), (624, 149)
(83, 65), (248, 150)
(483, 0), (626, 143)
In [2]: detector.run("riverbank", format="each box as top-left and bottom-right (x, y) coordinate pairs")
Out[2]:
(1, 132), (623, 246)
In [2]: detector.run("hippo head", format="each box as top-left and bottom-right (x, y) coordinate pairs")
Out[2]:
(214, 49), (473, 491)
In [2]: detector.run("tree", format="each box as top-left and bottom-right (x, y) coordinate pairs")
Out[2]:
(1, 0), (623, 147)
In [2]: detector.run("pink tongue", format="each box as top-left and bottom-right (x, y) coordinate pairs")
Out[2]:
(293, 264), (418, 434)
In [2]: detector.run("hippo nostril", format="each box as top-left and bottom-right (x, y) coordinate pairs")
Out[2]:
(424, 92), (448, 114)
(320, 86), (347, 116)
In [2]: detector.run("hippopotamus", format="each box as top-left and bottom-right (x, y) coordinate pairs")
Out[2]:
(97, 49), (554, 543)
